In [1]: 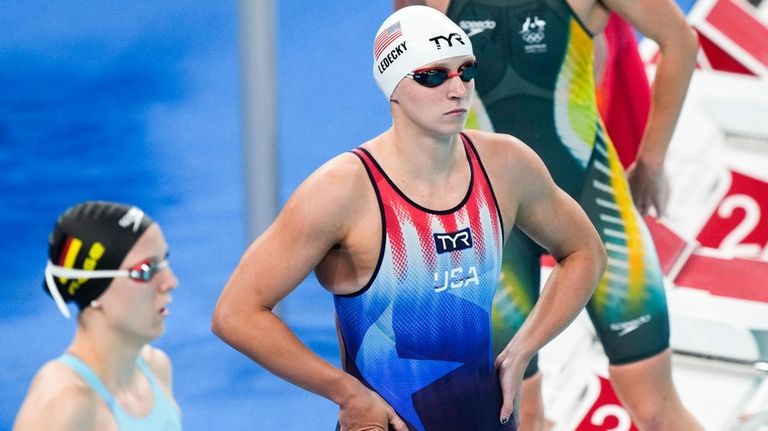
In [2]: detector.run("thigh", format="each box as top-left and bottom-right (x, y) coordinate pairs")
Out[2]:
(580, 131), (670, 365)
(494, 226), (542, 377)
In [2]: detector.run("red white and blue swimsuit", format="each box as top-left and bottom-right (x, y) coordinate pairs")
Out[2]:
(334, 134), (513, 430)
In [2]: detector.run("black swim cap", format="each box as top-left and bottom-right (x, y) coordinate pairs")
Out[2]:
(44, 201), (155, 317)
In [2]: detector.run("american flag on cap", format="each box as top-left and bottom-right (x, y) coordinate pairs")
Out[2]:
(374, 21), (402, 59)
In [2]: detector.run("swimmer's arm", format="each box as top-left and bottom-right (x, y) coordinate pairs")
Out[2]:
(212, 156), (358, 399)
(212, 154), (406, 430)
(505, 144), (606, 354)
(491, 140), (607, 423)
(606, 0), (698, 214)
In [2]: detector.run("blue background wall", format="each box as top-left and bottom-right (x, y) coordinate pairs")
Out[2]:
(0, 1), (391, 429)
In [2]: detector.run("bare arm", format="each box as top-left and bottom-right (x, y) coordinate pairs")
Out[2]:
(479, 133), (606, 424)
(211, 155), (406, 431)
(506, 172), (606, 356)
(605, 0), (698, 215)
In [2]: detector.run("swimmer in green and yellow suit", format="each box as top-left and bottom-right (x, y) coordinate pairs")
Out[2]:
(395, 1), (702, 430)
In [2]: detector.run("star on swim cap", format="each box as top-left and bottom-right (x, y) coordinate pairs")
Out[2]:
(372, 5), (474, 99)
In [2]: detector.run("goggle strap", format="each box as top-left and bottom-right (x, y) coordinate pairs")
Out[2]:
(43, 259), (169, 318)
(44, 263), (72, 319)
(46, 262), (130, 279)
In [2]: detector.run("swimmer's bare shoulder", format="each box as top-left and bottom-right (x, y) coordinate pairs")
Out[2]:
(276, 149), (377, 244)
(13, 361), (116, 431)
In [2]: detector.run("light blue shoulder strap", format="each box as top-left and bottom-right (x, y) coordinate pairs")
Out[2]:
(134, 357), (156, 386)
(133, 355), (182, 430)
(57, 353), (116, 408)
(58, 352), (181, 430)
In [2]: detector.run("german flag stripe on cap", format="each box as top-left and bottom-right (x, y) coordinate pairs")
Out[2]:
(57, 236), (82, 283)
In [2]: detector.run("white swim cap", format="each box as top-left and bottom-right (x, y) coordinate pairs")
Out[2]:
(372, 5), (474, 99)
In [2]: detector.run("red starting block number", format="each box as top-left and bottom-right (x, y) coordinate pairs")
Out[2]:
(696, 171), (768, 260)
(575, 376), (638, 431)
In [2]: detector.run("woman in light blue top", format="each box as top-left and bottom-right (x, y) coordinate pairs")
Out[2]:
(14, 201), (181, 431)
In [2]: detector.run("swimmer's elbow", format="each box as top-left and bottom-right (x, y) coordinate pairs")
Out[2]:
(210, 298), (236, 342)
(588, 235), (608, 284)
(210, 293), (272, 342)
(677, 27), (700, 65)
(596, 240), (608, 276)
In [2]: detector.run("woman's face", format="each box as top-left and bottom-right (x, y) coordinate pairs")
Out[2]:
(95, 223), (178, 342)
(391, 55), (477, 137)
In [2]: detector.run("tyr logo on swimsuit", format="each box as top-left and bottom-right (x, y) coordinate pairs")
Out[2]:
(434, 227), (473, 254)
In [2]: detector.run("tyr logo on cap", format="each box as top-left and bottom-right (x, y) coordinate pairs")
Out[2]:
(428, 33), (466, 50)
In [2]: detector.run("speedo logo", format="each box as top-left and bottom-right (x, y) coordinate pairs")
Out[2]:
(119, 207), (145, 232)
(459, 20), (497, 37)
(610, 314), (651, 336)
